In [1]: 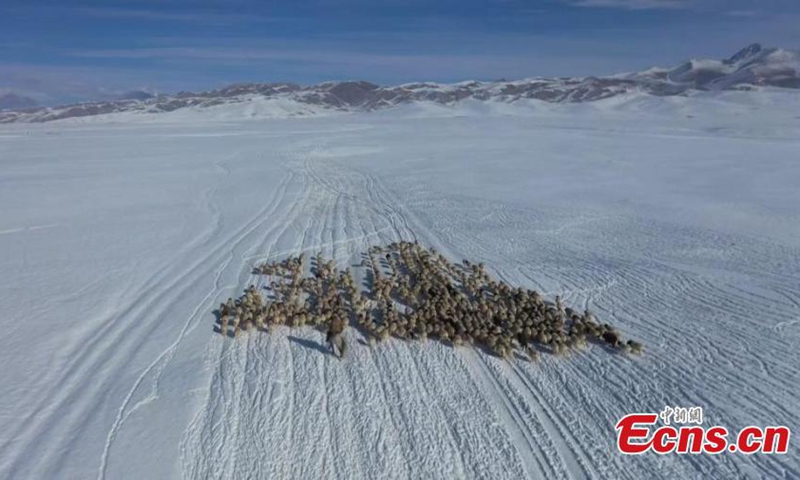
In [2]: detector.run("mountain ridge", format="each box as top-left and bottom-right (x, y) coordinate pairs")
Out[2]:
(1, 44), (797, 123)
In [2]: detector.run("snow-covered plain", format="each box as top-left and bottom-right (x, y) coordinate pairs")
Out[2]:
(1, 91), (799, 479)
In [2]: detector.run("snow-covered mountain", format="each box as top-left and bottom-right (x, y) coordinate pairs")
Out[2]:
(623, 43), (800, 91)
(1, 44), (797, 123)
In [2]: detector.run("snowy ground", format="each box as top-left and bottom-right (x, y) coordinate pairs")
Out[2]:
(1, 91), (799, 479)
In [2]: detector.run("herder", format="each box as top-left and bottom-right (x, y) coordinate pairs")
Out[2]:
(326, 314), (347, 359)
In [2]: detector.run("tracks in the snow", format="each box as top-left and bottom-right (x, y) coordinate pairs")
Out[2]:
(177, 141), (617, 480)
(4, 117), (799, 480)
(90, 138), (800, 480)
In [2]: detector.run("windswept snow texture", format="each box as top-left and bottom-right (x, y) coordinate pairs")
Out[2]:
(1, 90), (799, 479)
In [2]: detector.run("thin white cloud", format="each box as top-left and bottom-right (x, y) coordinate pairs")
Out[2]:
(0, 63), (187, 105)
(75, 7), (274, 25)
(725, 10), (760, 17)
(571, 0), (691, 9)
(67, 46), (548, 74)
(9, 4), (800, 105)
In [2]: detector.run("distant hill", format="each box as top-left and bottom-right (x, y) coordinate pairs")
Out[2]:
(118, 90), (156, 101)
(0, 93), (38, 111)
(2, 44), (798, 123)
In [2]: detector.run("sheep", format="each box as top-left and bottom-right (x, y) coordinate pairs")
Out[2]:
(220, 314), (229, 336)
(627, 340), (644, 355)
(233, 320), (241, 338)
(526, 346), (539, 362)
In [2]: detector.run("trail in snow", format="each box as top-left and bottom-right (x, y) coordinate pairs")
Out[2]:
(0, 97), (798, 479)
(179, 141), (799, 480)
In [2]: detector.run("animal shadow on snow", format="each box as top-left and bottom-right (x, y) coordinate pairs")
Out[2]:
(288, 335), (332, 356)
(211, 309), (233, 338)
(359, 252), (375, 292)
(587, 336), (627, 355)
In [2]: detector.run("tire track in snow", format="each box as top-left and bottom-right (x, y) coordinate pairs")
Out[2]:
(506, 361), (595, 479)
(461, 348), (551, 478)
(3, 167), (296, 480)
(180, 156), (320, 479)
(1, 168), (292, 468)
(409, 342), (530, 479)
(174, 139), (800, 480)
(99, 169), (302, 479)
(181, 140), (385, 479)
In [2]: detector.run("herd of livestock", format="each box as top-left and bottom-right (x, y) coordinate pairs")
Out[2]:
(214, 241), (644, 360)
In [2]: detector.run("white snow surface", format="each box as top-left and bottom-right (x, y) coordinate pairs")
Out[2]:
(1, 90), (799, 479)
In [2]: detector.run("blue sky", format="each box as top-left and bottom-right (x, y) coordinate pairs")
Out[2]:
(1, 0), (798, 104)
